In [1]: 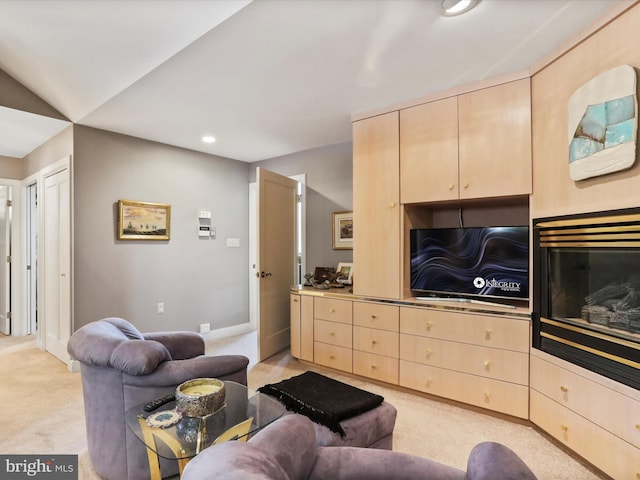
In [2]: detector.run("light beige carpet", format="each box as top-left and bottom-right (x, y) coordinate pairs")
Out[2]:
(1, 331), (609, 480)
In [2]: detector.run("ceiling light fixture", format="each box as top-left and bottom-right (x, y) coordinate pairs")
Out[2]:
(202, 135), (216, 144)
(440, 0), (479, 16)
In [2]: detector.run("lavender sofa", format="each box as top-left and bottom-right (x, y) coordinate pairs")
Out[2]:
(181, 414), (538, 480)
(67, 317), (249, 480)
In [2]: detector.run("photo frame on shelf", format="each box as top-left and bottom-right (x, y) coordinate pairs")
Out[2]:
(332, 211), (353, 250)
(336, 262), (353, 285)
(313, 266), (335, 283)
(117, 200), (171, 241)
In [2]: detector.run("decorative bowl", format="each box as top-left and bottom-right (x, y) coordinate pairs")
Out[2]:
(175, 378), (225, 417)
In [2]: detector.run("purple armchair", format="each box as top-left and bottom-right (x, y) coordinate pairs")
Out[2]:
(181, 414), (538, 480)
(67, 317), (249, 480)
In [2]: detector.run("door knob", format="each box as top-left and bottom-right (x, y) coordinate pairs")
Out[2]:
(260, 272), (272, 278)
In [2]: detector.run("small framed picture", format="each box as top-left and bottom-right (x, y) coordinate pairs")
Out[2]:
(117, 200), (171, 241)
(336, 262), (353, 285)
(332, 211), (353, 250)
(313, 266), (335, 283)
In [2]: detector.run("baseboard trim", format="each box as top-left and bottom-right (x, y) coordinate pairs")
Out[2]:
(204, 322), (255, 341)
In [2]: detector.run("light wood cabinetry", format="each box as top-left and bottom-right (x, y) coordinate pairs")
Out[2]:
(352, 112), (402, 300)
(399, 79), (531, 205)
(313, 297), (353, 372)
(353, 301), (400, 384)
(399, 306), (530, 419)
(457, 78), (532, 200)
(530, 350), (640, 479)
(290, 293), (313, 362)
(400, 96), (459, 203)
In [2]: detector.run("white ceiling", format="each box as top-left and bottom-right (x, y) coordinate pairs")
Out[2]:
(0, 0), (625, 162)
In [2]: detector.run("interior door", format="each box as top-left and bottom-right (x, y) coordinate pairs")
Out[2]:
(0, 186), (10, 335)
(43, 165), (71, 363)
(257, 167), (298, 361)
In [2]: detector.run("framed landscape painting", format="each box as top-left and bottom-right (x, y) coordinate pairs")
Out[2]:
(117, 200), (171, 240)
(332, 211), (353, 250)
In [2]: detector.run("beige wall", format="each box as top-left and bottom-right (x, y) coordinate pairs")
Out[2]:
(531, 3), (640, 219)
(22, 126), (74, 178)
(0, 155), (23, 180)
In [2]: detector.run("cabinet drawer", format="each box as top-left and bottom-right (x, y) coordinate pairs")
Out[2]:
(314, 319), (352, 348)
(400, 334), (529, 385)
(353, 351), (398, 384)
(400, 307), (530, 352)
(314, 342), (352, 372)
(531, 354), (640, 449)
(399, 360), (528, 419)
(314, 297), (353, 324)
(531, 389), (640, 480)
(353, 302), (399, 331)
(353, 326), (399, 358)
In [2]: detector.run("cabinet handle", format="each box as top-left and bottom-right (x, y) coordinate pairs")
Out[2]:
(371, 365), (378, 370)
(426, 321), (433, 331)
(635, 424), (640, 430)
(293, 298), (298, 303)
(425, 349), (432, 359)
(371, 340), (377, 345)
(330, 332), (335, 336)
(483, 360), (491, 368)
(635, 473), (640, 479)
(560, 385), (568, 393)
(371, 314), (377, 319)
(484, 329), (492, 340)
(484, 392), (491, 401)
(390, 202), (396, 208)
(448, 184), (454, 190)
(330, 308), (335, 313)
(560, 424), (568, 432)
(463, 183), (469, 189)
(425, 378), (432, 388)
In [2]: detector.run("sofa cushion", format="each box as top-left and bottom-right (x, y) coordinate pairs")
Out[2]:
(110, 339), (172, 375)
(466, 442), (537, 480)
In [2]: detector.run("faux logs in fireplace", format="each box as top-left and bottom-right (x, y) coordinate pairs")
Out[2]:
(533, 207), (640, 390)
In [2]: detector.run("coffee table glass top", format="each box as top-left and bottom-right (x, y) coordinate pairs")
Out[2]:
(125, 381), (285, 460)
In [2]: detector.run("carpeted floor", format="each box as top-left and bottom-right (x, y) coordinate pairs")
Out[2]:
(1, 331), (609, 480)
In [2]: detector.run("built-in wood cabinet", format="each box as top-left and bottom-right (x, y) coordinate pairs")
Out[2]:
(290, 293), (313, 362)
(530, 350), (640, 479)
(400, 96), (459, 203)
(352, 112), (402, 300)
(291, 289), (530, 419)
(399, 79), (532, 205)
(457, 78), (532, 199)
(398, 305), (530, 419)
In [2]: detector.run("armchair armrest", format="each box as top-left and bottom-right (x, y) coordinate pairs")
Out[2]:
(143, 331), (205, 359)
(123, 354), (249, 388)
(466, 442), (537, 480)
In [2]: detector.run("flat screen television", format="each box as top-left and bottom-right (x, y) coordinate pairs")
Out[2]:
(410, 226), (529, 301)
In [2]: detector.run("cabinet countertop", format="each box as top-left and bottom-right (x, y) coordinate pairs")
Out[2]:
(290, 285), (531, 319)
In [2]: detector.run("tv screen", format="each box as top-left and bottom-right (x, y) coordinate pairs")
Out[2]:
(410, 226), (529, 300)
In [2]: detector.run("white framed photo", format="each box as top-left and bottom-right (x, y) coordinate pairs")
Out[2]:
(336, 262), (353, 285)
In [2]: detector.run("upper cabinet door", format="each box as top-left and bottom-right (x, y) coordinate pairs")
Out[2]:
(458, 78), (532, 200)
(400, 97), (459, 204)
(353, 112), (402, 300)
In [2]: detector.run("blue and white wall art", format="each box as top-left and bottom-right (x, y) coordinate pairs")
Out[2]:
(568, 64), (638, 181)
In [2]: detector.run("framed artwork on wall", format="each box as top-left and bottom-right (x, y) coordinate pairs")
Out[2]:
(332, 211), (353, 250)
(117, 200), (171, 240)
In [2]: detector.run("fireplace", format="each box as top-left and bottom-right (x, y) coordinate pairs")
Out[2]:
(533, 208), (640, 390)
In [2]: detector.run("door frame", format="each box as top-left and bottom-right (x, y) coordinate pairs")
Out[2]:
(0, 179), (22, 336)
(21, 172), (39, 339)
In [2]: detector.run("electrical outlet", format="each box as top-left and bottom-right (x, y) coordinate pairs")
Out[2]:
(157, 302), (165, 314)
(199, 323), (211, 334)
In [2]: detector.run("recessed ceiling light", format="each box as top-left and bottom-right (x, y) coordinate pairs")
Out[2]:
(202, 135), (216, 144)
(440, 0), (479, 16)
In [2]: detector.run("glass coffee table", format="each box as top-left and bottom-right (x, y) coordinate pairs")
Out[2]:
(125, 381), (285, 480)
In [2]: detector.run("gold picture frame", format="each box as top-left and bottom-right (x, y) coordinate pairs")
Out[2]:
(117, 200), (171, 241)
(332, 211), (353, 250)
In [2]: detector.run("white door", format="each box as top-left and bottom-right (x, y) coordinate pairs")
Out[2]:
(43, 166), (71, 363)
(257, 168), (298, 361)
(26, 182), (38, 335)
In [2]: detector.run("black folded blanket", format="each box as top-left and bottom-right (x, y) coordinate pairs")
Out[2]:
(258, 371), (384, 436)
